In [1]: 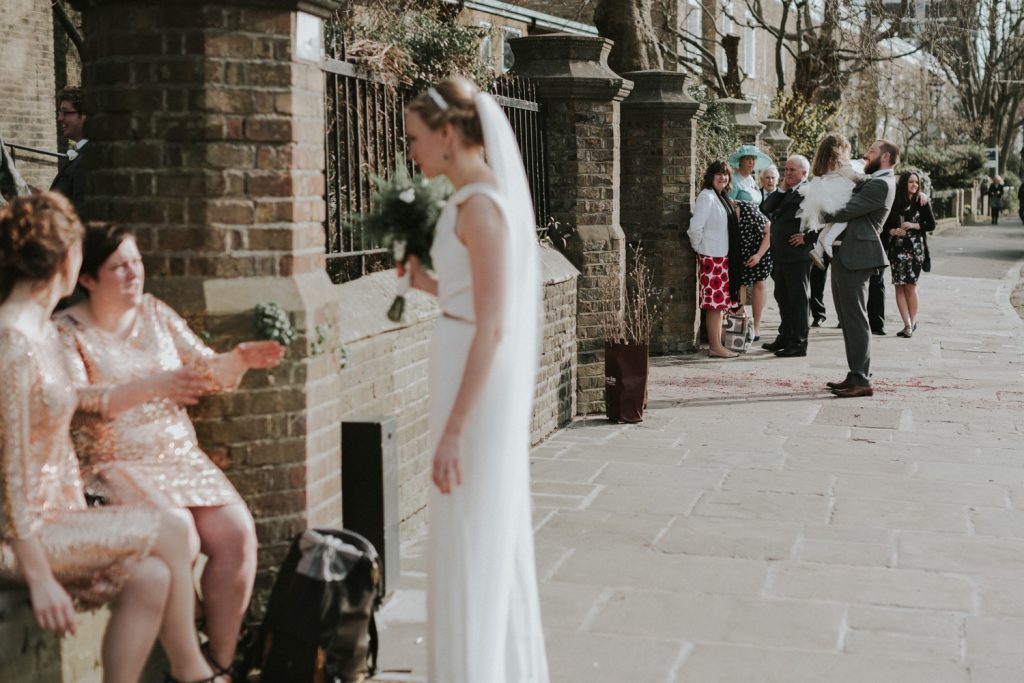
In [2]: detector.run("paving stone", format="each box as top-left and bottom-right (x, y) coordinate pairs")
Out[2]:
(833, 474), (1010, 507)
(683, 449), (785, 469)
(584, 484), (702, 516)
(656, 517), (801, 561)
(534, 509), (671, 550)
(802, 523), (894, 544)
(722, 469), (834, 495)
(843, 631), (962, 664)
(767, 562), (975, 611)
(559, 444), (687, 465)
(898, 531), (1024, 576)
(594, 461), (728, 489)
(529, 457), (606, 483)
(831, 497), (970, 533)
(692, 490), (831, 523)
(846, 605), (963, 639)
(969, 508), (1024, 538)
(975, 575), (1024, 617)
(588, 590), (844, 650)
(536, 582), (609, 632)
(964, 616), (1024, 668)
(542, 630), (687, 683)
(814, 404), (905, 429)
(915, 461), (1024, 486)
(783, 452), (912, 476)
(553, 546), (769, 596)
(676, 644), (969, 683)
(797, 539), (892, 567)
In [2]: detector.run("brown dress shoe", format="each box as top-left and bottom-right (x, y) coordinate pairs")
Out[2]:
(832, 385), (873, 398)
(826, 379), (850, 390)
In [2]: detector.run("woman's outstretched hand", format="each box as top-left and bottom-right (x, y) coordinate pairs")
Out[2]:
(234, 341), (285, 369)
(28, 575), (76, 637)
(432, 432), (463, 495)
(397, 255), (432, 292)
(149, 366), (210, 405)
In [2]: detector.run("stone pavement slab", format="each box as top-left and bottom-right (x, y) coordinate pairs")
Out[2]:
(373, 233), (1024, 681)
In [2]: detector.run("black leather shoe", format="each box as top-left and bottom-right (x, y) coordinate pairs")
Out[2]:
(871, 329), (887, 336)
(774, 347), (807, 357)
(811, 317), (825, 327)
(762, 340), (784, 352)
(826, 378), (851, 390)
(832, 385), (874, 398)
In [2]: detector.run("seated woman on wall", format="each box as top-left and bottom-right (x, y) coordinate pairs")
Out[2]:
(0, 193), (227, 683)
(55, 222), (284, 677)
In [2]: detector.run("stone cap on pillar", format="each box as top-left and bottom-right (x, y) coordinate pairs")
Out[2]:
(759, 118), (793, 158)
(717, 97), (765, 142)
(510, 33), (632, 102)
(621, 70), (705, 117)
(68, 0), (341, 18)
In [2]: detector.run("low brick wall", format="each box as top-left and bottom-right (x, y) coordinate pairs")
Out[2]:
(0, 589), (107, 683)
(327, 244), (578, 536)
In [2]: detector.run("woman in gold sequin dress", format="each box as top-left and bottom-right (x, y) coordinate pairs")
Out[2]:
(56, 222), (284, 675)
(1, 194), (226, 683)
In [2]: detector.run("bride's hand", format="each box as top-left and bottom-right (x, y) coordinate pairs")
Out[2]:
(397, 255), (431, 291)
(432, 432), (462, 495)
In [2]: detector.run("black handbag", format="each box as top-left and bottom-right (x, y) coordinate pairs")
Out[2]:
(922, 236), (931, 273)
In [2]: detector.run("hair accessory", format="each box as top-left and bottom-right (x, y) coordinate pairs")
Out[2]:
(426, 87), (449, 111)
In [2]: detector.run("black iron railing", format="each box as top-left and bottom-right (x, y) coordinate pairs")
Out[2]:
(322, 40), (549, 284)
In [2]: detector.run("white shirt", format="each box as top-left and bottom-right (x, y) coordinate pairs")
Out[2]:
(66, 138), (89, 161)
(687, 189), (730, 257)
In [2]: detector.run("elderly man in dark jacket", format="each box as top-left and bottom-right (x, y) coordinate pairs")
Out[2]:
(822, 139), (898, 398)
(760, 154), (813, 357)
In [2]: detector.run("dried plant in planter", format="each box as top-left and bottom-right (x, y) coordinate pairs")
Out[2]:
(603, 246), (661, 346)
(603, 246), (663, 424)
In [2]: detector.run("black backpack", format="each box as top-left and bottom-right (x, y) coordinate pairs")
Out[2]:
(244, 528), (383, 682)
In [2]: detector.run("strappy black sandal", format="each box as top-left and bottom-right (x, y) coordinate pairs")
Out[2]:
(200, 641), (235, 683)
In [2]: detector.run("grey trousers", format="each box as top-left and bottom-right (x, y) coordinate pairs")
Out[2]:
(830, 245), (873, 387)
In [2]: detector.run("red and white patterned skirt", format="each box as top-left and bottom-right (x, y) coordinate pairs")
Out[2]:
(698, 255), (733, 311)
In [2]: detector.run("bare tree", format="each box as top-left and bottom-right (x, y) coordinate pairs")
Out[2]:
(928, 0), (1024, 171)
(594, 0), (664, 73)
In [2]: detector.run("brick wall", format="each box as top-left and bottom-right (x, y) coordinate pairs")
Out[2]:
(621, 71), (704, 354)
(0, 0), (59, 190)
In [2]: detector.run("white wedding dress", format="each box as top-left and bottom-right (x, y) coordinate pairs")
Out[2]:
(425, 94), (549, 683)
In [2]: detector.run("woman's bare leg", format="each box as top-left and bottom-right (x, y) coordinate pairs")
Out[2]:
(101, 557), (170, 683)
(706, 309), (738, 358)
(894, 285), (911, 330)
(906, 283), (919, 326)
(751, 280), (767, 337)
(149, 509), (216, 682)
(192, 504), (258, 670)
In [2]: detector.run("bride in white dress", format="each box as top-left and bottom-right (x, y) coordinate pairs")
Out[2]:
(399, 77), (550, 682)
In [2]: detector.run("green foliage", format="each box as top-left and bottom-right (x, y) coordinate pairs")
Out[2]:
(351, 153), (452, 270)
(771, 93), (839, 160)
(902, 145), (986, 190)
(253, 303), (297, 351)
(330, 2), (492, 91)
(689, 85), (739, 178)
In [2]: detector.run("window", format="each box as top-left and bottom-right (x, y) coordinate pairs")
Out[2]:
(501, 27), (522, 73)
(744, 24), (756, 77)
(479, 21), (493, 67)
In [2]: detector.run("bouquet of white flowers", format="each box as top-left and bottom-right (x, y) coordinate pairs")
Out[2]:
(353, 155), (451, 321)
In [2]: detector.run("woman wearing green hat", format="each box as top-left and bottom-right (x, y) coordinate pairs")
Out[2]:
(728, 145), (774, 204)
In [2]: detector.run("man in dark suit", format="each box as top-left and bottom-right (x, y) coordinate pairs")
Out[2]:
(761, 154), (813, 357)
(822, 139), (898, 398)
(50, 86), (89, 215)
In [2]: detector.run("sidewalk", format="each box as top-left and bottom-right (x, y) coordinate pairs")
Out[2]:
(374, 240), (1024, 682)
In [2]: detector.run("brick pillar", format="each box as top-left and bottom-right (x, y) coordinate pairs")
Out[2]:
(69, 0), (341, 598)
(621, 71), (705, 354)
(718, 96), (764, 143)
(759, 118), (793, 161)
(511, 34), (632, 415)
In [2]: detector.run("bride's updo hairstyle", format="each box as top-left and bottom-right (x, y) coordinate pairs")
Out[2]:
(406, 76), (485, 147)
(0, 192), (83, 301)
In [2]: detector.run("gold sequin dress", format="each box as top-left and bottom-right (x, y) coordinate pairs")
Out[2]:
(55, 295), (242, 509)
(0, 326), (160, 609)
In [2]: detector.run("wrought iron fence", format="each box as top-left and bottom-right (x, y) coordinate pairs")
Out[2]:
(322, 42), (549, 284)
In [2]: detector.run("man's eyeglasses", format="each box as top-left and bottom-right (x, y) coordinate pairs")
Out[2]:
(56, 109), (80, 119)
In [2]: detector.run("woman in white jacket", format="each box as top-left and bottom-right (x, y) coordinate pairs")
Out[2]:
(688, 161), (742, 358)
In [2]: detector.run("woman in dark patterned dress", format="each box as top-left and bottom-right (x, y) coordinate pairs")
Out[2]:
(736, 200), (772, 341)
(885, 171), (935, 338)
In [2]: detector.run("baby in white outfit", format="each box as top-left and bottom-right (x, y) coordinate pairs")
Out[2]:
(797, 135), (866, 270)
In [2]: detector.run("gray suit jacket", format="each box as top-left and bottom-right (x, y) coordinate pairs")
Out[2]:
(825, 171), (894, 271)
